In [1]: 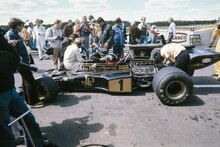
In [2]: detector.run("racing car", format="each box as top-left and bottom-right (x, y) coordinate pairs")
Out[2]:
(36, 44), (220, 105)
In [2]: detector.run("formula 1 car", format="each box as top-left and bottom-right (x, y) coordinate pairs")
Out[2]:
(36, 44), (220, 105)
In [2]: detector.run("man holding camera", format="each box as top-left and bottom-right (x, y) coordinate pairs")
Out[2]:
(77, 16), (91, 49)
(209, 17), (220, 80)
(45, 19), (63, 71)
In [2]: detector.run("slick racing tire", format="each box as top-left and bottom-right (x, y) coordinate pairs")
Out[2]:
(36, 77), (59, 103)
(152, 67), (193, 105)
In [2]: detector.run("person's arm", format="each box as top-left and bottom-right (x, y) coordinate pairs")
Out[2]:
(209, 35), (217, 47)
(209, 28), (219, 47)
(106, 26), (114, 48)
(76, 23), (82, 32)
(172, 22), (176, 36)
(86, 23), (91, 33)
(167, 56), (175, 64)
(75, 48), (84, 62)
(45, 28), (57, 42)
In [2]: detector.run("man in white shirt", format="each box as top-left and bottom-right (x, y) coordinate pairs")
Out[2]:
(160, 43), (190, 73)
(167, 17), (176, 44)
(64, 37), (84, 71)
(33, 19), (47, 60)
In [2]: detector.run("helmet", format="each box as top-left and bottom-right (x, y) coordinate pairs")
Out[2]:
(106, 54), (118, 64)
(98, 47), (108, 55)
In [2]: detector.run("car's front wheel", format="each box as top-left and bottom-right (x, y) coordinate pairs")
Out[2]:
(152, 67), (193, 105)
(36, 77), (59, 103)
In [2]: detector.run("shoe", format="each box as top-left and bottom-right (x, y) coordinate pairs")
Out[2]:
(43, 142), (58, 147)
(39, 58), (43, 61)
(217, 77), (220, 81)
(212, 73), (218, 77)
(29, 102), (45, 108)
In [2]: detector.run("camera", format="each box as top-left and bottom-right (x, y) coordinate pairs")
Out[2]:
(56, 36), (64, 41)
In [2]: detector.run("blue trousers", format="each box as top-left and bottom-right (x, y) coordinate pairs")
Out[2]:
(113, 44), (124, 59)
(0, 88), (44, 147)
(139, 35), (148, 45)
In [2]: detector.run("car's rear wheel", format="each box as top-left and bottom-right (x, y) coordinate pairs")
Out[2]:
(36, 77), (59, 103)
(152, 67), (193, 105)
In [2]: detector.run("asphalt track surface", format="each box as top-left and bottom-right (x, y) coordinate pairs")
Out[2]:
(15, 53), (220, 147)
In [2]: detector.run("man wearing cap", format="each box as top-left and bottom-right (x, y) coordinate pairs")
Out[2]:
(5, 17), (44, 108)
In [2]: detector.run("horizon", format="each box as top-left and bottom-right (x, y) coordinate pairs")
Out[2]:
(0, 0), (219, 25)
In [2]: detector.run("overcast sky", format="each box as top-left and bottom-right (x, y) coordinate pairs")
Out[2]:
(0, 0), (219, 25)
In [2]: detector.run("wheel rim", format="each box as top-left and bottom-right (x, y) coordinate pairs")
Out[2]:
(165, 80), (187, 100)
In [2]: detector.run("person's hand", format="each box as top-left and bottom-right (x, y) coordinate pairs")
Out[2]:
(91, 63), (97, 70)
(135, 38), (140, 42)
(100, 57), (106, 61)
(8, 40), (19, 46)
(104, 43), (109, 49)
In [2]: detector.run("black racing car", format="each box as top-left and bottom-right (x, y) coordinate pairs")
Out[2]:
(36, 44), (220, 105)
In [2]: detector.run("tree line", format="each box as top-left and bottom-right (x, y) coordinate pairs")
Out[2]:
(1, 19), (217, 34)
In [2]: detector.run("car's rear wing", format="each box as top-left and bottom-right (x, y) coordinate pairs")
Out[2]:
(189, 46), (220, 70)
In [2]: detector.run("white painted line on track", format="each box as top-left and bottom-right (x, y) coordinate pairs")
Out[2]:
(194, 85), (220, 88)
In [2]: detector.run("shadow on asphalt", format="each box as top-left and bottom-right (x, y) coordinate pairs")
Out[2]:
(109, 87), (154, 97)
(177, 95), (205, 107)
(48, 93), (91, 107)
(41, 116), (104, 147)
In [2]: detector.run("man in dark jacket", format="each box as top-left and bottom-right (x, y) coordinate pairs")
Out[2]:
(0, 31), (45, 147)
(97, 17), (113, 50)
(5, 17), (44, 108)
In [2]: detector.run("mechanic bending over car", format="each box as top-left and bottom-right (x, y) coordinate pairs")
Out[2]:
(63, 36), (84, 71)
(160, 43), (190, 73)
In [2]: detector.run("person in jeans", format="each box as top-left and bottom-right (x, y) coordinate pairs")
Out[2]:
(0, 30), (45, 147)
(5, 17), (44, 108)
(111, 17), (126, 59)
